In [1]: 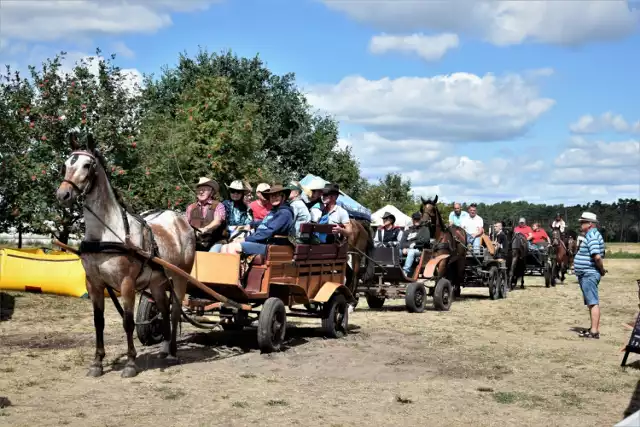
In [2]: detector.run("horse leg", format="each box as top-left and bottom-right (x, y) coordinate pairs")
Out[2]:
(509, 256), (517, 288)
(169, 275), (188, 358)
(149, 282), (172, 359)
(87, 279), (106, 377)
(120, 275), (138, 378)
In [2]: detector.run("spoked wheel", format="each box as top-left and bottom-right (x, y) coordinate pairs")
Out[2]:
(498, 271), (508, 299)
(488, 266), (499, 300)
(405, 282), (426, 313)
(136, 293), (164, 346)
(257, 298), (286, 353)
(366, 293), (385, 309)
(322, 293), (349, 338)
(433, 278), (452, 311)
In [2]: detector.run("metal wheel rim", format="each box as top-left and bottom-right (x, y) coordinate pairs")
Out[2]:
(148, 304), (163, 342)
(442, 285), (450, 306)
(271, 309), (285, 343)
(334, 301), (347, 332)
(414, 287), (425, 307)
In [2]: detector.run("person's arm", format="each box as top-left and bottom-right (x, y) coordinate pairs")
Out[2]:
(588, 233), (606, 275)
(395, 229), (403, 245)
(245, 210), (291, 243)
(202, 204), (225, 233)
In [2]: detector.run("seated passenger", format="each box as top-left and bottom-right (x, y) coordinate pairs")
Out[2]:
(249, 183), (272, 222)
(448, 202), (469, 227)
(493, 221), (508, 260)
(530, 222), (550, 250)
(186, 177), (226, 251)
(400, 212), (431, 275)
(316, 183), (352, 242)
(221, 184), (294, 257)
(286, 181), (311, 239)
(302, 178), (325, 222)
(461, 203), (483, 254)
(514, 217), (533, 239)
(374, 212), (403, 248)
(211, 180), (253, 253)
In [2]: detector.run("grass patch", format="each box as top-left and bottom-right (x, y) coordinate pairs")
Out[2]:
(266, 399), (288, 407)
(232, 401), (249, 408)
(395, 395), (412, 404)
(607, 251), (640, 259)
(154, 386), (185, 401)
(239, 373), (257, 379)
(493, 391), (547, 407)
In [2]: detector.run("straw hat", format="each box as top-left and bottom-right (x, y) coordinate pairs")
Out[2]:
(227, 180), (250, 193)
(195, 177), (219, 192)
(578, 212), (598, 223)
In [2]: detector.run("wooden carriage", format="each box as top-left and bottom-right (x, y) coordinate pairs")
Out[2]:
(135, 223), (354, 353)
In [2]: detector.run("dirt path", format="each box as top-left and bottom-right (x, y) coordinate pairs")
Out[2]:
(1, 259), (639, 426)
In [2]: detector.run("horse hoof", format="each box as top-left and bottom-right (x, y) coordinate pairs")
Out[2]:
(87, 366), (103, 377)
(165, 355), (179, 365)
(121, 365), (138, 378)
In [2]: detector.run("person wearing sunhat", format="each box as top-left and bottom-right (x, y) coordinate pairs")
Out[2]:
(399, 212), (431, 275)
(186, 177), (227, 251)
(249, 183), (272, 222)
(374, 211), (403, 247)
(221, 184), (294, 256)
(286, 181), (311, 238)
(573, 211), (606, 339)
(207, 180), (255, 253)
(317, 183), (352, 242)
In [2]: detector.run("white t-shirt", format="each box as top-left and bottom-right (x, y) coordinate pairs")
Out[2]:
(462, 215), (483, 236)
(325, 205), (350, 225)
(552, 220), (566, 233)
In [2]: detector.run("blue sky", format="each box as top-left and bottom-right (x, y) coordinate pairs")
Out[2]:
(1, 0), (639, 204)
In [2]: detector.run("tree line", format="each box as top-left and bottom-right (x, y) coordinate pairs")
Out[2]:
(1, 48), (638, 243)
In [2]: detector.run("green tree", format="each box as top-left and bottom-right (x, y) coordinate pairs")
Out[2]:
(0, 50), (142, 242)
(360, 173), (415, 214)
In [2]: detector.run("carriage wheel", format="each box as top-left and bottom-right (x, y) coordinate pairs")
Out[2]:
(322, 293), (349, 338)
(498, 271), (509, 299)
(488, 266), (499, 300)
(366, 293), (385, 309)
(433, 278), (452, 311)
(136, 293), (164, 346)
(405, 282), (426, 313)
(257, 298), (286, 353)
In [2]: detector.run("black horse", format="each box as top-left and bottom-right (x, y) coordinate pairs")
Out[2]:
(507, 229), (529, 289)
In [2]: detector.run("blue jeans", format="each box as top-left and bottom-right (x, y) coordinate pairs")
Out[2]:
(577, 272), (600, 306)
(403, 248), (421, 274)
(240, 241), (267, 256)
(466, 233), (481, 252)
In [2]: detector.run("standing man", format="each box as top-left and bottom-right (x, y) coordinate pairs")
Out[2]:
(186, 177), (227, 251)
(493, 221), (509, 260)
(448, 202), (469, 227)
(461, 203), (484, 253)
(249, 183), (272, 222)
(573, 212), (606, 339)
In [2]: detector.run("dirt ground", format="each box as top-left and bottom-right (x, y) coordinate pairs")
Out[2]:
(1, 259), (639, 427)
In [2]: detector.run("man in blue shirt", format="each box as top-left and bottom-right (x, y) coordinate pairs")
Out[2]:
(448, 202), (469, 227)
(573, 212), (606, 339)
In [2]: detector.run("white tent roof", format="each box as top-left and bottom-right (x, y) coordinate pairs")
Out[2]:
(371, 205), (412, 227)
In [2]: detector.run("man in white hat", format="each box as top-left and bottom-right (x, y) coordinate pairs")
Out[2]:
(249, 183), (272, 222)
(186, 177), (226, 251)
(573, 211), (606, 339)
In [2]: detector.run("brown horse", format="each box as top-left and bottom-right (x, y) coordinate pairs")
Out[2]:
(566, 232), (578, 273)
(56, 134), (196, 378)
(345, 219), (374, 298)
(419, 196), (467, 296)
(509, 231), (528, 289)
(551, 228), (569, 284)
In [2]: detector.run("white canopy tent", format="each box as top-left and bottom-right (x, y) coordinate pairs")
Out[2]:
(371, 205), (412, 228)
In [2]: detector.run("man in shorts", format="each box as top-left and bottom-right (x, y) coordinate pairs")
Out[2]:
(573, 212), (606, 339)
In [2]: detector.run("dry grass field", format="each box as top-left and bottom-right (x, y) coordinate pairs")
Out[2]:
(1, 259), (639, 427)
(608, 242), (640, 255)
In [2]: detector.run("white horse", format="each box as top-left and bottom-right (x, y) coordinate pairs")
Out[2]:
(55, 133), (196, 378)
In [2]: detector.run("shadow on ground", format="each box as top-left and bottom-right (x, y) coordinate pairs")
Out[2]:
(0, 292), (15, 321)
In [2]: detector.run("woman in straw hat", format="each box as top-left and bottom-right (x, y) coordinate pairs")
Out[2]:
(186, 177), (227, 251)
(221, 184), (294, 256)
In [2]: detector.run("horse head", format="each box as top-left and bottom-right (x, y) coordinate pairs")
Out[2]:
(419, 195), (438, 224)
(551, 227), (562, 247)
(56, 133), (101, 206)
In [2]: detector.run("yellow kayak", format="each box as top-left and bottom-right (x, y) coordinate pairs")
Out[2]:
(0, 248), (89, 298)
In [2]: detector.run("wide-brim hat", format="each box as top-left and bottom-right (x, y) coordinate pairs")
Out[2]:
(261, 184), (290, 196)
(382, 212), (396, 222)
(305, 178), (326, 191)
(578, 212), (598, 223)
(322, 183), (340, 196)
(195, 177), (219, 192)
(227, 180), (250, 193)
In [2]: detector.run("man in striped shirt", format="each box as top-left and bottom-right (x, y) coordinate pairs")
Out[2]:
(573, 212), (606, 339)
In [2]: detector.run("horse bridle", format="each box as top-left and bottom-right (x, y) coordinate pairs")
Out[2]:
(62, 150), (98, 199)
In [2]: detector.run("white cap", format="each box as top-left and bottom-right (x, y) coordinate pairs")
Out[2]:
(256, 183), (270, 193)
(518, 217), (525, 224)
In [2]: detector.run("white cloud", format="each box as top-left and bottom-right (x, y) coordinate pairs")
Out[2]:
(306, 70), (555, 142)
(111, 41), (135, 59)
(58, 52), (143, 96)
(324, 0), (639, 46)
(0, 0), (219, 43)
(369, 32), (459, 61)
(570, 112), (640, 134)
